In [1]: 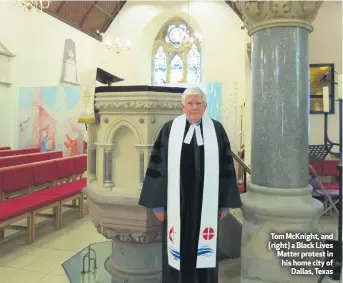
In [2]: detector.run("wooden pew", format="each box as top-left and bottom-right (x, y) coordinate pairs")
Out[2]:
(0, 147), (40, 158)
(0, 151), (63, 168)
(310, 159), (339, 190)
(0, 154), (87, 244)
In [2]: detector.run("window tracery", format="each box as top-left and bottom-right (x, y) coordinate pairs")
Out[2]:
(152, 18), (201, 85)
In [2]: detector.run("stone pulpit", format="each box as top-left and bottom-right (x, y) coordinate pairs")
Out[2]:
(82, 84), (184, 281)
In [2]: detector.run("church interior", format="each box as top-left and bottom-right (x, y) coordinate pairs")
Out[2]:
(0, 1), (342, 283)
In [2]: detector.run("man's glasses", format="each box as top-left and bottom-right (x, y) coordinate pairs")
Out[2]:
(185, 101), (205, 107)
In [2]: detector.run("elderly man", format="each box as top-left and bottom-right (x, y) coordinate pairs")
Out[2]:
(139, 87), (242, 283)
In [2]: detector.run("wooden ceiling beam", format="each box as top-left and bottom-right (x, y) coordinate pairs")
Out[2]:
(94, 3), (115, 18)
(43, 9), (101, 41)
(56, 1), (66, 13)
(80, 0), (99, 28)
(43, 1), (241, 41)
(101, 1), (126, 33)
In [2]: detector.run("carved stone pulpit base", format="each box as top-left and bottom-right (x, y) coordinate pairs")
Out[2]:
(84, 185), (162, 281)
(105, 240), (161, 280)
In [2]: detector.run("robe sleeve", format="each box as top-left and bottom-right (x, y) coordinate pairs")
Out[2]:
(153, 207), (165, 212)
(218, 124), (242, 209)
(138, 125), (168, 208)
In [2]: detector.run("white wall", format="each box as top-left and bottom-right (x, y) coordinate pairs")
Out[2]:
(0, 1), (103, 148)
(101, 0), (246, 150)
(309, 1), (342, 153)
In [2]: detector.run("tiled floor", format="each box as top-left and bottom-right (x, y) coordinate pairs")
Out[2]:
(0, 205), (106, 283)
(0, 204), (339, 283)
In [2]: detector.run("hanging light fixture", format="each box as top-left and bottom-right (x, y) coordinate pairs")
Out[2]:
(96, 2), (131, 54)
(180, 0), (203, 49)
(16, 0), (51, 11)
(180, 30), (203, 49)
(97, 31), (131, 54)
(114, 36), (131, 53)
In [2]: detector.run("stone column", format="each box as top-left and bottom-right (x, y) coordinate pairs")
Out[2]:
(136, 147), (145, 185)
(103, 145), (113, 188)
(238, 2), (324, 283)
(88, 145), (97, 180)
(144, 145), (154, 173)
(136, 144), (154, 185)
(88, 201), (162, 281)
(87, 124), (97, 181)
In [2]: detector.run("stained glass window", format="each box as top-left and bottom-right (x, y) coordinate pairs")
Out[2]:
(170, 55), (184, 83)
(167, 25), (187, 49)
(153, 46), (167, 85)
(152, 18), (202, 85)
(187, 44), (201, 84)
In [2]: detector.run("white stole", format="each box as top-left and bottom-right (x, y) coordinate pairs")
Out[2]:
(167, 114), (219, 270)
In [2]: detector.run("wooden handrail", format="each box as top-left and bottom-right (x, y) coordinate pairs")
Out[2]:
(231, 150), (251, 175)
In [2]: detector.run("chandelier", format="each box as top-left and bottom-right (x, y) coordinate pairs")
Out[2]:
(180, 0), (203, 50)
(180, 30), (203, 49)
(17, 0), (51, 10)
(97, 31), (131, 54)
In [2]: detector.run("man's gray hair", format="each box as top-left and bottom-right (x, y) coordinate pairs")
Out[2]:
(182, 87), (207, 104)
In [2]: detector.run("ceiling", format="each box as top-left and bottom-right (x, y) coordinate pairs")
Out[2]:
(43, 1), (126, 40)
(43, 1), (243, 40)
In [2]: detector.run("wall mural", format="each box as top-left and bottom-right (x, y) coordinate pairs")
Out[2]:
(18, 86), (85, 156)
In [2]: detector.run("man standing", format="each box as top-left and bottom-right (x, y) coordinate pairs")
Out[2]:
(139, 87), (242, 283)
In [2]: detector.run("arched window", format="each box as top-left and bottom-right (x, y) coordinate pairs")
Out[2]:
(152, 18), (202, 85)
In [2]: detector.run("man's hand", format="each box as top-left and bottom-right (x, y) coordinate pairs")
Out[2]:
(219, 210), (230, 220)
(154, 211), (165, 221)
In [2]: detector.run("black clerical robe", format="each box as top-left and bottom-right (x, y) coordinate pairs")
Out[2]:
(138, 118), (242, 283)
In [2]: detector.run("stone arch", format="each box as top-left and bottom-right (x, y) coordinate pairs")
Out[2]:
(104, 118), (143, 145)
(151, 16), (202, 85)
(143, 13), (202, 45)
(152, 16), (201, 49)
(136, 9), (202, 85)
(151, 121), (168, 144)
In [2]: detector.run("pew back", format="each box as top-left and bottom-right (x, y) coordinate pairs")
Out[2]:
(310, 159), (340, 177)
(0, 151), (63, 169)
(0, 148), (40, 158)
(0, 154), (87, 202)
(0, 164), (34, 198)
